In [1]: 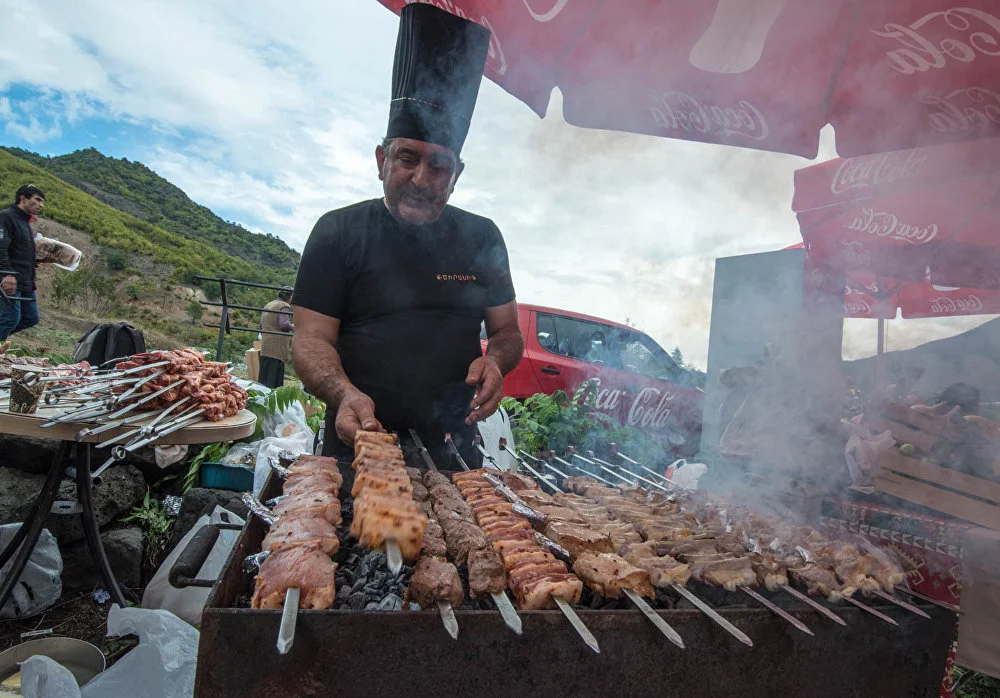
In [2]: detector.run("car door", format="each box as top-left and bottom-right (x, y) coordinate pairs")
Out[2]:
(527, 311), (611, 398)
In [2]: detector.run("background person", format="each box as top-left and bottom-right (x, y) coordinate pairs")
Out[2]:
(0, 184), (45, 341)
(258, 286), (294, 389)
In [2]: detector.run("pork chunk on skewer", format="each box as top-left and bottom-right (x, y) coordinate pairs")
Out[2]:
(573, 552), (655, 600)
(252, 542), (337, 610)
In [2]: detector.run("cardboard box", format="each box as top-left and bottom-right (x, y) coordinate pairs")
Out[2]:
(245, 348), (260, 382)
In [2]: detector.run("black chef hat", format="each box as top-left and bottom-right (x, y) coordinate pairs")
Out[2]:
(386, 3), (491, 156)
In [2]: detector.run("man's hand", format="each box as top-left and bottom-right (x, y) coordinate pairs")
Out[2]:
(465, 356), (504, 425)
(0, 276), (15, 296)
(335, 388), (384, 445)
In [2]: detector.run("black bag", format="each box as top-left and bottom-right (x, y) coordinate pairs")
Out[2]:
(72, 322), (146, 367)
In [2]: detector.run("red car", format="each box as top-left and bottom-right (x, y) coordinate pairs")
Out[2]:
(484, 304), (704, 456)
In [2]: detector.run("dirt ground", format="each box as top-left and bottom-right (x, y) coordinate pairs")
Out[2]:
(0, 592), (138, 667)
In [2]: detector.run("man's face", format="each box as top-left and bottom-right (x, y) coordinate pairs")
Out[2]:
(18, 194), (44, 217)
(376, 138), (463, 225)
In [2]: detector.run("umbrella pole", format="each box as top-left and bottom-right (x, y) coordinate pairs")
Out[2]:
(876, 311), (886, 391)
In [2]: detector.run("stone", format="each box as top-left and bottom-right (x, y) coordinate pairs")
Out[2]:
(61, 526), (144, 591)
(0, 467), (47, 526)
(0, 436), (61, 475)
(377, 594), (402, 611)
(44, 465), (146, 545)
(167, 488), (250, 553)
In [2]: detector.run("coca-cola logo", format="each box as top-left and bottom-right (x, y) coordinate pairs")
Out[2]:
(924, 87), (1000, 134)
(830, 150), (928, 195)
(841, 239), (872, 267)
(846, 298), (873, 315)
(523, 0), (568, 22)
(588, 377), (623, 411)
(872, 8), (1000, 76)
(649, 91), (769, 141)
(929, 295), (983, 314)
(405, 0), (508, 76)
(848, 208), (938, 244)
(627, 388), (676, 430)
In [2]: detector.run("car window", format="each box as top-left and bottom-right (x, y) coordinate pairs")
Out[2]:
(617, 330), (688, 383)
(537, 312), (617, 366)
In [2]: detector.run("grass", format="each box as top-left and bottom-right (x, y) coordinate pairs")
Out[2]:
(955, 667), (1000, 698)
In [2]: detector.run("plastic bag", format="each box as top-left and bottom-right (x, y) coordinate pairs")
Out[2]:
(666, 459), (708, 489)
(476, 406), (516, 470)
(34, 235), (82, 272)
(0, 526), (62, 619)
(844, 422), (894, 488)
(19, 655), (82, 698)
(18, 606), (198, 698)
(81, 605), (198, 698)
(142, 506), (245, 626)
(244, 400), (315, 495)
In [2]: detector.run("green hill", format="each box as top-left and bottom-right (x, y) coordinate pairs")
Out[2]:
(4, 146), (299, 271)
(0, 148), (294, 295)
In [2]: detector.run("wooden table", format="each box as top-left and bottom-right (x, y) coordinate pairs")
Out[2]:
(0, 406), (255, 611)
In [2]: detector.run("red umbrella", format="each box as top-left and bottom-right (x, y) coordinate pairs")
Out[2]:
(377, 1), (1000, 157)
(793, 138), (1000, 385)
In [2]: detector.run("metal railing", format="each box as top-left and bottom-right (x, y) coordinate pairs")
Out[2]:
(0, 269), (32, 302)
(193, 275), (291, 361)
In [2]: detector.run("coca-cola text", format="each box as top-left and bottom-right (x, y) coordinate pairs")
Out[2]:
(628, 388), (676, 430)
(830, 149), (928, 195)
(649, 91), (769, 141)
(872, 8), (1000, 76)
(929, 295), (984, 314)
(924, 87), (1000, 134)
(848, 208), (939, 244)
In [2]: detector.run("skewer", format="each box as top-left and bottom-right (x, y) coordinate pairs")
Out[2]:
(586, 458), (641, 488)
(123, 410), (205, 452)
(513, 453), (564, 493)
(475, 442), (502, 469)
(408, 428), (437, 471)
(115, 369), (167, 402)
(385, 539), (404, 575)
(780, 585), (847, 625)
(623, 588), (685, 648)
(553, 597), (600, 654)
(841, 595), (899, 625)
(553, 456), (617, 487)
(437, 600), (460, 640)
(870, 589), (931, 618)
(739, 587), (813, 636)
(277, 587), (300, 654)
(443, 434), (471, 471)
(894, 586), (959, 613)
(671, 583), (753, 646)
(613, 452), (689, 492)
(491, 592), (523, 635)
(591, 456), (669, 492)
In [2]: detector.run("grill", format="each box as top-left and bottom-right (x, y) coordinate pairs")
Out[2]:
(187, 444), (956, 698)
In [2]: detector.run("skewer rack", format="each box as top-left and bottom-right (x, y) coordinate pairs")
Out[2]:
(191, 453), (955, 698)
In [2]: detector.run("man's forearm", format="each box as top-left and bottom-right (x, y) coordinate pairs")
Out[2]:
(291, 336), (357, 411)
(485, 327), (524, 375)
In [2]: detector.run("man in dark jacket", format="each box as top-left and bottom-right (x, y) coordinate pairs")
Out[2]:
(0, 184), (44, 341)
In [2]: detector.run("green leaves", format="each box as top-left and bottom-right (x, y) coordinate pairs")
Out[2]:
(182, 440), (234, 493)
(245, 385), (326, 440)
(123, 489), (174, 542)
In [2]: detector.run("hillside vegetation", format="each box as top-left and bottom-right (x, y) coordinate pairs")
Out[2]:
(0, 149), (294, 301)
(5, 147), (299, 271)
(0, 148), (297, 365)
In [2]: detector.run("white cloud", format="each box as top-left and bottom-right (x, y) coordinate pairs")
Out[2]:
(1, 0), (993, 367)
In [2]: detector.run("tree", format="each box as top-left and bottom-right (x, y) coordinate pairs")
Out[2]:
(186, 298), (203, 325)
(670, 346), (684, 365)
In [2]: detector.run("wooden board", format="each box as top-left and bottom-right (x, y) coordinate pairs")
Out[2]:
(0, 402), (256, 446)
(882, 451), (1000, 505)
(866, 416), (940, 453)
(875, 471), (1000, 532)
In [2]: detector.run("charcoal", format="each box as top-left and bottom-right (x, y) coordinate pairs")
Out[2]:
(589, 594), (604, 609)
(347, 593), (366, 610)
(337, 585), (351, 601)
(409, 603), (421, 611)
(343, 569), (356, 585)
(378, 594), (402, 610)
(365, 602), (380, 610)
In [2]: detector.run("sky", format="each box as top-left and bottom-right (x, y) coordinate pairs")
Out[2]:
(0, 0), (993, 368)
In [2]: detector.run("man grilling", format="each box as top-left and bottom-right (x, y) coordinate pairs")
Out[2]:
(292, 4), (523, 470)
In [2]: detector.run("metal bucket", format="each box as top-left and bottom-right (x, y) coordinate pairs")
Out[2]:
(0, 637), (106, 690)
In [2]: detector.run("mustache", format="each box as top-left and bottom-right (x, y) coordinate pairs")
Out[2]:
(400, 187), (434, 203)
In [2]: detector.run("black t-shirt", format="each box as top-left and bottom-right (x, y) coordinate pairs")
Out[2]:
(294, 198), (515, 447)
